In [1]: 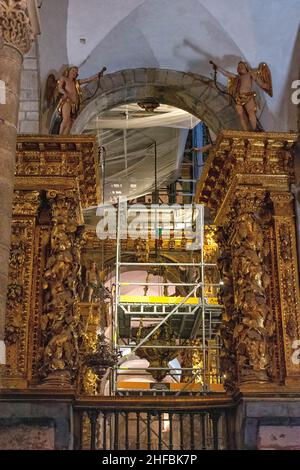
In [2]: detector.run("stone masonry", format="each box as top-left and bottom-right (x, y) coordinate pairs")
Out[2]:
(18, 40), (40, 134)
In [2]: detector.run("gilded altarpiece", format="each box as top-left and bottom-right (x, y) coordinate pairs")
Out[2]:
(196, 131), (300, 391)
(1, 136), (101, 390)
(4, 191), (40, 388)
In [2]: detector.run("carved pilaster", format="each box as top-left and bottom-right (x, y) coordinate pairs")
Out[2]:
(230, 191), (275, 384)
(197, 131), (300, 391)
(216, 227), (237, 390)
(271, 192), (300, 384)
(2, 191), (40, 387)
(0, 0), (40, 54)
(0, 1), (39, 365)
(39, 190), (84, 387)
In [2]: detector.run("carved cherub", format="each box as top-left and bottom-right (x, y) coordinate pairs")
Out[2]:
(210, 60), (273, 131)
(45, 65), (106, 134)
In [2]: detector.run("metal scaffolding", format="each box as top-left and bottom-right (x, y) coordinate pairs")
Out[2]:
(112, 199), (223, 395)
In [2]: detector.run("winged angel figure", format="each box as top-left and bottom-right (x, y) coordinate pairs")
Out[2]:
(210, 61), (273, 131)
(44, 65), (106, 135)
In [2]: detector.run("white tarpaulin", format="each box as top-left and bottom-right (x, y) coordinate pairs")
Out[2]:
(82, 104), (199, 208)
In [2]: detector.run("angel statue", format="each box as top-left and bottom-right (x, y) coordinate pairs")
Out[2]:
(80, 261), (111, 303)
(45, 65), (107, 135)
(209, 60), (273, 131)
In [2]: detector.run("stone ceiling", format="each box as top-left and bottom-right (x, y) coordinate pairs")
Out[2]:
(38, 0), (300, 132)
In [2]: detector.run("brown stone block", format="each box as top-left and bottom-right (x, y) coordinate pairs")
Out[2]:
(0, 424), (55, 450)
(0, 210), (13, 247)
(0, 88), (20, 125)
(0, 49), (22, 96)
(0, 124), (18, 153)
(0, 291), (7, 336)
(0, 182), (14, 218)
(0, 148), (15, 181)
(134, 69), (147, 83)
(0, 270), (9, 299)
(110, 72), (125, 88)
(120, 69), (135, 85)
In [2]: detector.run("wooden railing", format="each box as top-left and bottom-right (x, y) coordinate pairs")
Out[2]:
(73, 396), (235, 450)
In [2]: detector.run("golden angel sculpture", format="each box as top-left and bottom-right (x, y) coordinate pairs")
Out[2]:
(45, 65), (106, 135)
(210, 60), (273, 131)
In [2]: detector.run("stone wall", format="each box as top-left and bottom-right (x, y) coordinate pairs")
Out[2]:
(18, 41), (40, 134)
(0, 399), (72, 450)
(235, 398), (300, 450)
(72, 68), (240, 136)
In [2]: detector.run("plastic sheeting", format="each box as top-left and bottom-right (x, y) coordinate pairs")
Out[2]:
(98, 126), (189, 203)
(82, 104), (199, 214)
(85, 103), (200, 130)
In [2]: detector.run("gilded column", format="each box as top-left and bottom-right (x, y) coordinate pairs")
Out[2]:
(39, 190), (83, 387)
(229, 191), (275, 385)
(270, 192), (300, 385)
(215, 227), (237, 390)
(196, 130), (299, 391)
(0, 0), (39, 363)
(2, 190), (40, 388)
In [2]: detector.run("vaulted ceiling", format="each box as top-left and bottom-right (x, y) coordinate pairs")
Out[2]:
(38, 0), (300, 132)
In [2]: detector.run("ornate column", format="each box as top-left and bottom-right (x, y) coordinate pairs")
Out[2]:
(39, 190), (83, 388)
(196, 130), (300, 391)
(0, 136), (100, 390)
(227, 191), (275, 385)
(0, 0), (39, 363)
(2, 190), (40, 387)
(271, 192), (300, 386)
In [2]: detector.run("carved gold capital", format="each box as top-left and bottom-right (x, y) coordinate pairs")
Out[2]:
(16, 136), (100, 209)
(270, 192), (295, 217)
(13, 190), (40, 216)
(0, 0), (40, 54)
(196, 130), (297, 225)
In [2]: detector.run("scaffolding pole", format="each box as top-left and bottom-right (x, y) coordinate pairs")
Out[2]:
(113, 199), (221, 395)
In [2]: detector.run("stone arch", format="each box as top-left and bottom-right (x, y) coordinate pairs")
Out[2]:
(72, 68), (240, 135)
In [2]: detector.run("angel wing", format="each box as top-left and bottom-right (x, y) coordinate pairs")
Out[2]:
(252, 62), (273, 97)
(45, 73), (60, 109)
(45, 71), (66, 134)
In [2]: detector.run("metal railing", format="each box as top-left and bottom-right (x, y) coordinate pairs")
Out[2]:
(73, 397), (235, 450)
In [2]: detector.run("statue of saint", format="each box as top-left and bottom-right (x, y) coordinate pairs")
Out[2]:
(45, 65), (106, 134)
(82, 261), (111, 303)
(85, 261), (102, 303)
(210, 61), (273, 131)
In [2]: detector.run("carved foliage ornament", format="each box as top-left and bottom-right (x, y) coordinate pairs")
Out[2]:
(231, 193), (275, 382)
(278, 223), (299, 341)
(0, 0), (35, 53)
(39, 191), (83, 381)
(216, 227), (238, 389)
(5, 219), (35, 376)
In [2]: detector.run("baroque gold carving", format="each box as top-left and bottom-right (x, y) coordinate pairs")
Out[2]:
(196, 131), (300, 389)
(196, 131), (297, 225)
(78, 303), (103, 395)
(203, 225), (219, 298)
(0, 0), (35, 53)
(16, 136), (100, 209)
(39, 190), (83, 385)
(13, 190), (41, 216)
(230, 193), (275, 383)
(216, 227), (237, 390)
(274, 216), (300, 376)
(5, 216), (37, 378)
